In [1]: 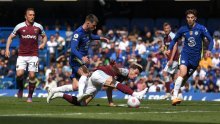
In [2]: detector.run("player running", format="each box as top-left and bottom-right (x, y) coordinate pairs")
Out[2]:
(165, 9), (213, 106)
(47, 14), (109, 100)
(47, 62), (148, 106)
(5, 8), (47, 102)
(158, 22), (179, 99)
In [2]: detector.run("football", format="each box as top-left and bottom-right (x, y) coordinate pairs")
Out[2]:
(127, 96), (140, 108)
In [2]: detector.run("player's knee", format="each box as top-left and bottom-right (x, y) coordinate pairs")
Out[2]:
(29, 73), (35, 80)
(105, 77), (114, 86)
(16, 70), (24, 77)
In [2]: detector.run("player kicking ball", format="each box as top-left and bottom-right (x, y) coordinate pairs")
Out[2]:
(47, 62), (148, 106)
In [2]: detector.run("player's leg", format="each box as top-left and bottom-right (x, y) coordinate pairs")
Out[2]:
(77, 66), (89, 97)
(15, 56), (26, 98)
(27, 56), (39, 102)
(16, 70), (25, 98)
(47, 66), (79, 103)
(77, 75), (100, 103)
(52, 77), (97, 106)
(172, 64), (188, 105)
(27, 71), (36, 102)
(89, 70), (147, 99)
(162, 70), (171, 100)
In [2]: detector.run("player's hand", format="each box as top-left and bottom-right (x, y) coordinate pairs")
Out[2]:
(39, 43), (46, 49)
(5, 49), (10, 58)
(164, 50), (171, 56)
(167, 60), (173, 67)
(82, 56), (89, 64)
(101, 37), (110, 43)
(110, 60), (116, 66)
(205, 50), (211, 57)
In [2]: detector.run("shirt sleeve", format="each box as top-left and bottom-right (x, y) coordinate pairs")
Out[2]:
(38, 24), (46, 36)
(90, 34), (101, 40)
(168, 28), (183, 50)
(202, 26), (213, 51)
(71, 33), (83, 60)
(12, 24), (20, 36)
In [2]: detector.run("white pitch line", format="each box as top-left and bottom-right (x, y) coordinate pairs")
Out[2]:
(0, 110), (219, 117)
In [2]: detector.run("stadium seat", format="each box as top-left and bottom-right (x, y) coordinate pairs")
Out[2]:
(130, 18), (154, 31)
(1, 77), (14, 89)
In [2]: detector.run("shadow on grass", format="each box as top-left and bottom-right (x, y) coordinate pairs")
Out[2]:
(0, 116), (215, 124)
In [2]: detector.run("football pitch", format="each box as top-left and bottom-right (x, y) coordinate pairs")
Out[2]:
(0, 97), (219, 124)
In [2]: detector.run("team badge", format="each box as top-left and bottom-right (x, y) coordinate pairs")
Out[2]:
(195, 31), (198, 35)
(74, 34), (79, 38)
(22, 30), (26, 32)
(181, 60), (185, 64)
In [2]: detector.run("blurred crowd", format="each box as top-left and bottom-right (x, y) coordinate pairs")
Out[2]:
(0, 24), (220, 93)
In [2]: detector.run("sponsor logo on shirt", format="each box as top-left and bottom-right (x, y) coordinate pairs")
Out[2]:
(21, 35), (37, 40)
(188, 37), (196, 47)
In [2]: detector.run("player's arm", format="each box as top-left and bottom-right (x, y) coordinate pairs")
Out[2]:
(38, 25), (48, 49)
(71, 33), (85, 61)
(91, 34), (110, 43)
(106, 87), (116, 107)
(5, 24), (19, 58)
(5, 33), (16, 58)
(202, 26), (213, 57)
(166, 28), (182, 56)
(39, 34), (47, 49)
(168, 42), (178, 66)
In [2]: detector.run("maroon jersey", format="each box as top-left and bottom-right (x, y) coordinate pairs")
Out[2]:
(95, 65), (129, 83)
(12, 22), (45, 56)
(164, 32), (179, 61)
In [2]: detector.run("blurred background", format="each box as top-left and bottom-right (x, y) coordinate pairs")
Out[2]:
(0, 0), (220, 97)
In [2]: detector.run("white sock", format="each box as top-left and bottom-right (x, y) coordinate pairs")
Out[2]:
(173, 76), (183, 98)
(52, 84), (73, 93)
(77, 75), (87, 97)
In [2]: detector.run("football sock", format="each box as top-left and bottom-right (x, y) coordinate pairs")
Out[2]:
(28, 81), (36, 98)
(63, 94), (80, 106)
(115, 82), (134, 95)
(52, 84), (73, 93)
(173, 76), (183, 98)
(16, 76), (24, 91)
(77, 75), (87, 97)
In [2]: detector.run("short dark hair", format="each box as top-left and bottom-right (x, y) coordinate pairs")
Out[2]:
(130, 62), (143, 73)
(85, 14), (99, 23)
(185, 9), (197, 17)
(163, 22), (170, 28)
(25, 8), (35, 15)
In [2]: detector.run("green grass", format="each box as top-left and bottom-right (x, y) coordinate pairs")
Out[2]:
(0, 97), (220, 124)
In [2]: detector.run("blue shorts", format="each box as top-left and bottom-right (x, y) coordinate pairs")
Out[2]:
(179, 52), (200, 75)
(69, 57), (83, 79)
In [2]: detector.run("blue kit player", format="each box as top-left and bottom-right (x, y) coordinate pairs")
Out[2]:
(165, 9), (213, 106)
(47, 14), (109, 103)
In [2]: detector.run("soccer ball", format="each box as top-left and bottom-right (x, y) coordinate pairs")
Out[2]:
(127, 96), (140, 108)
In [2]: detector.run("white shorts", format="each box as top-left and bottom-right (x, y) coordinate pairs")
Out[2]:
(16, 56), (39, 72)
(163, 61), (178, 75)
(84, 70), (110, 97)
